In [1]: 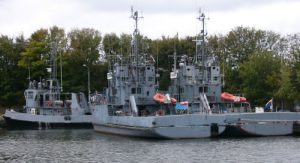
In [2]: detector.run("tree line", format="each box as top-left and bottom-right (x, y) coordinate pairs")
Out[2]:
(1, 26), (300, 110)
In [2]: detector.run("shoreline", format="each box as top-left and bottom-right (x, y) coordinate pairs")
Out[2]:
(0, 114), (5, 128)
(0, 107), (5, 115)
(0, 107), (6, 127)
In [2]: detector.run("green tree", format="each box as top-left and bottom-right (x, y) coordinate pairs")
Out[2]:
(119, 33), (132, 57)
(287, 34), (300, 101)
(18, 26), (67, 87)
(0, 35), (27, 106)
(275, 64), (295, 110)
(207, 27), (285, 94)
(64, 28), (102, 93)
(239, 51), (281, 105)
(102, 33), (120, 56)
(18, 29), (49, 79)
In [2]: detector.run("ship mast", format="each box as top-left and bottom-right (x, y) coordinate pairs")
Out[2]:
(47, 40), (61, 95)
(50, 41), (58, 81)
(130, 7), (143, 93)
(196, 9), (207, 89)
(130, 7), (142, 65)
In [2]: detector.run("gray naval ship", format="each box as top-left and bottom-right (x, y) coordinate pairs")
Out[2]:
(4, 41), (93, 129)
(92, 9), (300, 138)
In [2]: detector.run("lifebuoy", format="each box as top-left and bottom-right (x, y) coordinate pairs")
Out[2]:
(46, 101), (53, 107)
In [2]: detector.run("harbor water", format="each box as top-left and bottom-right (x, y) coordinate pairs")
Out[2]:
(0, 129), (300, 163)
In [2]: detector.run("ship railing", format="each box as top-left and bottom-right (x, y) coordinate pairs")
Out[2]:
(210, 102), (252, 114)
(90, 93), (107, 105)
(42, 100), (70, 108)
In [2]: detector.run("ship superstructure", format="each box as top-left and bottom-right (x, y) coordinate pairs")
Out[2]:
(4, 41), (92, 129)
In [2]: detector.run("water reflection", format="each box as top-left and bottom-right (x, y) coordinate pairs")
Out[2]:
(0, 129), (300, 162)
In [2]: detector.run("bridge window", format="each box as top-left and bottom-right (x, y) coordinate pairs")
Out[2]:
(199, 87), (208, 93)
(148, 77), (153, 81)
(131, 87), (142, 94)
(27, 91), (34, 99)
(131, 88), (136, 94)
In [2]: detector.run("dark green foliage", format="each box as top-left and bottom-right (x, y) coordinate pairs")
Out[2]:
(1, 26), (300, 110)
(239, 51), (281, 105)
(65, 28), (102, 94)
(0, 35), (27, 106)
(18, 29), (49, 80)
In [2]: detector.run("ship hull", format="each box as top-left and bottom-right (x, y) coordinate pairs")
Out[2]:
(236, 121), (293, 136)
(92, 106), (227, 139)
(221, 122), (293, 137)
(293, 121), (300, 135)
(93, 105), (300, 138)
(93, 123), (225, 139)
(94, 118), (299, 138)
(3, 111), (93, 129)
(221, 112), (300, 137)
(93, 123), (159, 138)
(93, 124), (224, 139)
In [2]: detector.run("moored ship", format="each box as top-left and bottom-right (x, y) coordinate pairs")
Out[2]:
(92, 9), (300, 138)
(91, 9), (226, 138)
(4, 41), (93, 129)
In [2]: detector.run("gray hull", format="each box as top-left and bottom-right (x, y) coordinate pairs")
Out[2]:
(4, 110), (93, 129)
(222, 112), (300, 136)
(238, 121), (293, 136)
(93, 105), (300, 138)
(92, 105), (226, 139)
(93, 123), (220, 139)
(93, 124), (158, 138)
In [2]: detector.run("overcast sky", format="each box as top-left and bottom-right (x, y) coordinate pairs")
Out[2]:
(0, 0), (299, 39)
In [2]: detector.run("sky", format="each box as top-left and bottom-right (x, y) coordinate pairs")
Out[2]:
(0, 0), (299, 39)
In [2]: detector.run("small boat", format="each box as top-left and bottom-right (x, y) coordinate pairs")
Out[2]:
(221, 92), (247, 102)
(153, 93), (177, 104)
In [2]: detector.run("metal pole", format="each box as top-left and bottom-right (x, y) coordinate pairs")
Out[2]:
(83, 64), (90, 104)
(88, 66), (90, 104)
(60, 52), (63, 92)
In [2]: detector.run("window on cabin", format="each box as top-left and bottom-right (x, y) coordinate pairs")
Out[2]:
(27, 91), (34, 99)
(45, 95), (49, 101)
(113, 88), (117, 95)
(180, 87), (184, 93)
(132, 88), (141, 94)
(137, 88), (141, 94)
(131, 88), (136, 94)
(199, 86), (208, 93)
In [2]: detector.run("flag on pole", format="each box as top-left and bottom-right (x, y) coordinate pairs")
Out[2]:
(265, 98), (273, 111)
(175, 101), (189, 110)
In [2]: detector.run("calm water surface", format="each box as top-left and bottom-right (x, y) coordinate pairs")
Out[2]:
(0, 129), (300, 163)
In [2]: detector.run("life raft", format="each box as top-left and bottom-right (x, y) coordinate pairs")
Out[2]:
(46, 101), (53, 107)
(153, 93), (177, 104)
(221, 92), (247, 102)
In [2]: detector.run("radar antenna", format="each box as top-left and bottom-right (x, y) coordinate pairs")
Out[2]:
(130, 6), (143, 65)
(196, 8), (209, 86)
